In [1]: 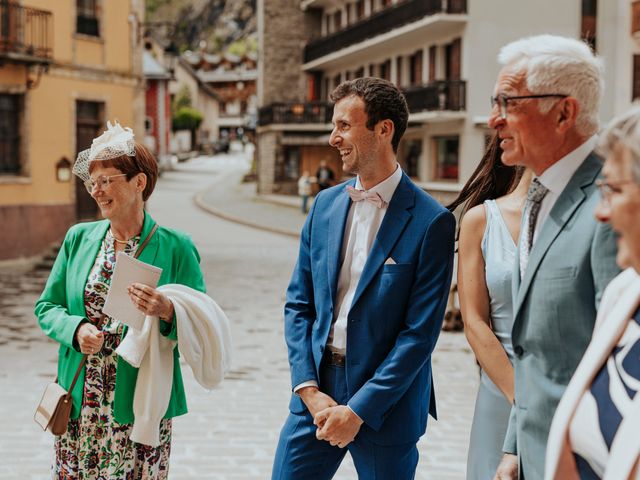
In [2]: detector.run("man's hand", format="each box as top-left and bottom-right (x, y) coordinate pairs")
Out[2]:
(314, 405), (364, 448)
(297, 387), (337, 423)
(494, 453), (519, 480)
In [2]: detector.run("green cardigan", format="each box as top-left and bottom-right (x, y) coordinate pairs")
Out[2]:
(35, 211), (206, 423)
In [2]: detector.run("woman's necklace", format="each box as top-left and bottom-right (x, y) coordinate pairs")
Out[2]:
(110, 229), (131, 245)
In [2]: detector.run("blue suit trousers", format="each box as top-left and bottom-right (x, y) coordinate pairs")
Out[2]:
(272, 363), (419, 480)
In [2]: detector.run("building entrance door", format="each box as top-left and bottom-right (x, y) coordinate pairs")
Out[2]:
(75, 100), (104, 220)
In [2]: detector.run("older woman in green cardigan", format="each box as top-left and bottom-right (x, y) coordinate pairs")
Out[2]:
(35, 122), (205, 479)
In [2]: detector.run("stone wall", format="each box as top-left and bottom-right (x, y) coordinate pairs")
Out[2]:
(259, 1), (321, 105)
(257, 129), (279, 194)
(0, 204), (74, 261)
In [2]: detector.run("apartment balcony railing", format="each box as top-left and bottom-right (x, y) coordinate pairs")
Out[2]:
(403, 80), (466, 113)
(258, 102), (333, 126)
(304, 0), (466, 64)
(0, 1), (52, 63)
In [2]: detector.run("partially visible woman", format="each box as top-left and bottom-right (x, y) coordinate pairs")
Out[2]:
(447, 136), (531, 480)
(545, 105), (640, 479)
(35, 122), (205, 479)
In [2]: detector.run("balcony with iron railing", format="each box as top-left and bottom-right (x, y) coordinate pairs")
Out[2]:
(259, 80), (465, 127)
(304, 0), (466, 64)
(0, 1), (52, 64)
(404, 80), (466, 114)
(258, 102), (334, 126)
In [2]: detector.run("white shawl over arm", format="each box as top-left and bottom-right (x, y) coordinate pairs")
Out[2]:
(116, 284), (233, 446)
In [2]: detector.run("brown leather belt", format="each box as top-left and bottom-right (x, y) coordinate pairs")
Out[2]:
(323, 350), (346, 367)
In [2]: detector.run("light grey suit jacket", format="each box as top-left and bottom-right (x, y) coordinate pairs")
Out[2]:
(503, 152), (620, 479)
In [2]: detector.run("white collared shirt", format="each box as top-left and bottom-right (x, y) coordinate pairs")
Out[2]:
(531, 135), (598, 245)
(293, 164), (402, 393)
(327, 164), (403, 354)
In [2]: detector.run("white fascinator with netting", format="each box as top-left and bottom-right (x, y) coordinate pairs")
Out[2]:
(73, 121), (136, 181)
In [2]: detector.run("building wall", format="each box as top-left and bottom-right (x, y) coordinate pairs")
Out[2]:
(259, 0), (320, 105)
(0, 0), (144, 260)
(257, 130), (279, 194)
(259, 0), (638, 197)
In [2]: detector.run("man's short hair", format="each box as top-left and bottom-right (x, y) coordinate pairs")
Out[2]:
(498, 34), (604, 136)
(330, 77), (409, 153)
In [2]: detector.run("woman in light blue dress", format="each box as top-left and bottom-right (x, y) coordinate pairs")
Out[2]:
(448, 136), (531, 479)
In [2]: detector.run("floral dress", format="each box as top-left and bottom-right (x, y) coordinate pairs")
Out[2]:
(52, 230), (172, 480)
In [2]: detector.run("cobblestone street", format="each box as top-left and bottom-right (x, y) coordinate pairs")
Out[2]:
(0, 153), (478, 479)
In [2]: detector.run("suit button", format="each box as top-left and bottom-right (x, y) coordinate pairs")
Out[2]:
(320, 345), (325, 353)
(514, 345), (524, 357)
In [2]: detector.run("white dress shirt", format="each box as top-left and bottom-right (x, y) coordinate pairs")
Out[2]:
(531, 135), (597, 245)
(294, 164), (402, 393)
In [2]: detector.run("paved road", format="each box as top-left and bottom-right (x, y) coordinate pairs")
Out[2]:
(0, 153), (477, 479)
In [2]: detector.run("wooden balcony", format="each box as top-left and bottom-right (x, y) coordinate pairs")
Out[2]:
(258, 102), (333, 126)
(0, 1), (52, 64)
(304, 0), (466, 64)
(404, 80), (466, 113)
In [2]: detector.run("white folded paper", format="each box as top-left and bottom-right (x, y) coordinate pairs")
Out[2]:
(103, 252), (163, 330)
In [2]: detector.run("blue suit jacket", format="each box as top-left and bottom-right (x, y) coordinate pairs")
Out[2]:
(284, 173), (455, 446)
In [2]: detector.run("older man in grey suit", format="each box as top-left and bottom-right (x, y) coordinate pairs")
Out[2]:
(488, 35), (620, 480)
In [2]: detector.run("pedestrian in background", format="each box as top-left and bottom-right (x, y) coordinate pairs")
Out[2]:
(488, 35), (620, 480)
(447, 135), (531, 479)
(298, 170), (313, 213)
(545, 104), (640, 480)
(35, 122), (207, 479)
(272, 77), (455, 479)
(316, 159), (335, 190)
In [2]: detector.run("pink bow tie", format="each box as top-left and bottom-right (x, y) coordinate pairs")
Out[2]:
(346, 185), (387, 208)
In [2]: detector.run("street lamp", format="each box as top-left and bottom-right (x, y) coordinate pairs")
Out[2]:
(56, 157), (72, 182)
(163, 41), (179, 76)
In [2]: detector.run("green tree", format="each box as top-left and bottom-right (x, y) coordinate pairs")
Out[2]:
(172, 106), (203, 150)
(172, 84), (192, 114)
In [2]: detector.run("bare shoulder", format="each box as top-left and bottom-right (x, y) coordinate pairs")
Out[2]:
(459, 204), (487, 241)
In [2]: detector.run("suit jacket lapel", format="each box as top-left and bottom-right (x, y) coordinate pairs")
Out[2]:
(326, 181), (355, 308)
(514, 154), (601, 317)
(350, 174), (414, 310)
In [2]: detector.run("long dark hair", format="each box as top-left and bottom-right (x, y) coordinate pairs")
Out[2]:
(447, 134), (523, 217)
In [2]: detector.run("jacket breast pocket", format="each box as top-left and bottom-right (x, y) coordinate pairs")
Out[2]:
(381, 263), (413, 275)
(537, 266), (577, 280)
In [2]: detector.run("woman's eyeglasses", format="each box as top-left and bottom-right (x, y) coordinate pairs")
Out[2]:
(84, 173), (127, 194)
(596, 178), (635, 204)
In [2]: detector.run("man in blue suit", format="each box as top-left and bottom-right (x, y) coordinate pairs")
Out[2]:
(271, 77), (455, 479)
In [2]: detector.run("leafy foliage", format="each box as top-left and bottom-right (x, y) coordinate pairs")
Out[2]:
(172, 107), (203, 132)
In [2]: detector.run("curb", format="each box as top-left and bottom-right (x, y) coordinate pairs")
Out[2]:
(193, 190), (300, 239)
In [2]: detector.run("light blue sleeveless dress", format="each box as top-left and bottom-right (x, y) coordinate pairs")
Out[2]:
(466, 200), (516, 480)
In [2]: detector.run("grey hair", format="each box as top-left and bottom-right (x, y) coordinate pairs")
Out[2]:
(598, 103), (640, 184)
(498, 34), (604, 136)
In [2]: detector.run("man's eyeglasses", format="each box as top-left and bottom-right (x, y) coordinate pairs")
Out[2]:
(84, 173), (127, 194)
(490, 93), (568, 120)
(596, 178), (635, 204)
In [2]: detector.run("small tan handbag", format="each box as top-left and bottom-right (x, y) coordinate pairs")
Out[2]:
(34, 355), (88, 435)
(34, 224), (158, 435)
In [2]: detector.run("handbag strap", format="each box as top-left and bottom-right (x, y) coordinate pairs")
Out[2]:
(64, 223), (159, 397)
